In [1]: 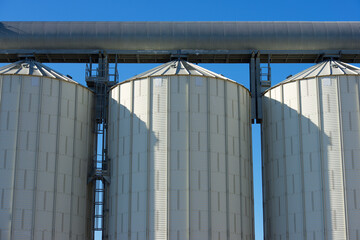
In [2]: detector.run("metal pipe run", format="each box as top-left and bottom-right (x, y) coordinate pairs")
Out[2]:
(1, 21), (360, 51)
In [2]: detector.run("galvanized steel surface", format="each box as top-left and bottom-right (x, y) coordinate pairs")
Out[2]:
(1, 21), (360, 51)
(284, 60), (360, 82)
(0, 60), (76, 82)
(262, 61), (360, 239)
(266, 60), (360, 92)
(0, 65), (94, 239)
(108, 61), (254, 239)
(127, 60), (231, 81)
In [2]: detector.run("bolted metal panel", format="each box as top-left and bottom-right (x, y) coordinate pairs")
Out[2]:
(0, 60), (76, 82)
(108, 60), (254, 239)
(262, 60), (360, 240)
(0, 62), (94, 240)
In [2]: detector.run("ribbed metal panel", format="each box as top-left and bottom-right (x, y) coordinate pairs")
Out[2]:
(0, 66), (94, 240)
(262, 61), (360, 240)
(108, 61), (254, 240)
(0, 60), (76, 83)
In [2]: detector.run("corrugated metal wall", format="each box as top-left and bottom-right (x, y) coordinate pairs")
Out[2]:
(262, 75), (360, 239)
(0, 75), (94, 240)
(108, 75), (254, 240)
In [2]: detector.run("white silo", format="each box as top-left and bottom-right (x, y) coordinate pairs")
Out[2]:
(0, 60), (94, 240)
(262, 60), (360, 240)
(108, 60), (254, 240)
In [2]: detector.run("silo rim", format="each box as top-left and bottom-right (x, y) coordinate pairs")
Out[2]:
(110, 74), (250, 94)
(263, 60), (360, 95)
(0, 73), (94, 93)
(110, 60), (250, 94)
(263, 73), (360, 95)
(0, 59), (94, 93)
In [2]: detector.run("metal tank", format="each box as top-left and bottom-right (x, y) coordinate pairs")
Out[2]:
(108, 60), (254, 240)
(262, 60), (360, 240)
(0, 60), (94, 240)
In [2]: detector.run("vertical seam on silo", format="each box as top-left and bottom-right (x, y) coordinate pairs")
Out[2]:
(358, 77), (360, 231)
(187, 76), (191, 240)
(52, 80), (62, 240)
(107, 91), (111, 239)
(115, 83), (120, 238)
(358, 77), (360, 154)
(261, 91), (270, 239)
(0, 77), (3, 171)
(167, 77), (171, 240)
(238, 85), (243, 239)
(31, 77), (43, 240)
(224, 81), (230, 240)
(86, 89), (92, 240)
(207, 77), (212, 240)
(249, 89), (254, 239)
(69, 85), (78, 240)
(128, 80), (134, 239)
(262, 91), (268, 239)
(316, 77), (328, 240)
(337, 76), (349, 239)
(10, 75), (23, 240)
(268, 90), (272, 239)
(146, 77), (152, 240)
(297, 80), (307, 239)
(281, 84), (289, 240)
(0, 76), (3, 112)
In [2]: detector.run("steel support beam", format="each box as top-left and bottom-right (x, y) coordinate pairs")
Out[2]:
(0, 49), (359, 63)
(250, 52), (263, 123)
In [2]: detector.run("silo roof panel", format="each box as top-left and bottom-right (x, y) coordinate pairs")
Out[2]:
(284, 60), (360, 82)
(265, 60), (360, 94)
(128, 60), (231, 81)
(0, 60), (77, 83)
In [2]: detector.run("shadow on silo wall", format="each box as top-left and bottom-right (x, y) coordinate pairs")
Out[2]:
(106, 76), (254, 239)
(107, 97), (159, 240)
(0, 76), (94, 240)
(261, 94), (356, 239)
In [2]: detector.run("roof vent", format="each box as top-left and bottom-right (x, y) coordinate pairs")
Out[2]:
(21, 63), (30, 68)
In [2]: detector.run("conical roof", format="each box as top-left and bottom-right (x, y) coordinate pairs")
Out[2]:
(128, 60), (232, 81)
(0, 60), (76, 82)
(265, 60), (360, 94)
(284, 60), (360, 82)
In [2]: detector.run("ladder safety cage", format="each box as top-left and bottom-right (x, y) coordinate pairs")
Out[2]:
(86, 54), (118, 240)
(250, 52), (272, 123)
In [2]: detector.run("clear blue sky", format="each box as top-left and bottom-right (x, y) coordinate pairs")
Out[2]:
(1, 0), (360, 239)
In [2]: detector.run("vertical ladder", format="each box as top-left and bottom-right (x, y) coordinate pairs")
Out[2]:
(86, 54), (118, 240)
(250, 52), (272, 123)
(260, 56), (271, 93)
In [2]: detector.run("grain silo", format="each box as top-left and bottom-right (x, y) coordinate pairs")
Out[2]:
(262, 60), (360, 239)
(0, 60), (94, 240)
(108, 60), (254, 240)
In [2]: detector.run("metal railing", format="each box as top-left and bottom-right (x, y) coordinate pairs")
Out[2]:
(86, 55), (118, 240)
